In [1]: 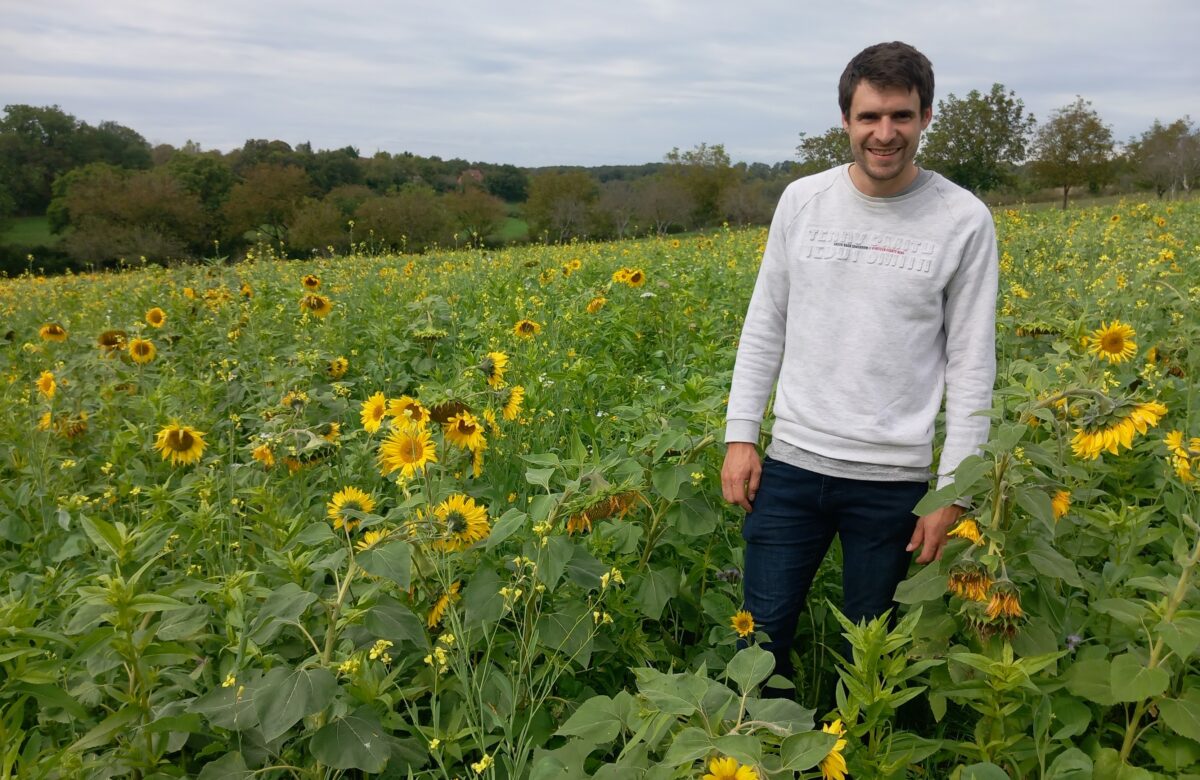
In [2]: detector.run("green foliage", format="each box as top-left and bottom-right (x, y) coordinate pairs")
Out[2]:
(1125, 117), (1200, 198)
(1032, 97), (1117, 208)
(919, 83), (1037, 193)
(795, 126), (853, 177)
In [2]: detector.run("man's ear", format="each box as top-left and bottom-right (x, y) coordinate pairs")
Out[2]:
(921, 107), (933, 130)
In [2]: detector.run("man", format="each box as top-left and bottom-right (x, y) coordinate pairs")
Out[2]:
(720, 41), (998, 691)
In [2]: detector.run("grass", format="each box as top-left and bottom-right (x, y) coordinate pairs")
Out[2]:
(493, 216), (529, 243)
(1, 216), (60, 247)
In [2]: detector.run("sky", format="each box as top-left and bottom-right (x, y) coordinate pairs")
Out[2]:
(3, 0), (1198, 167)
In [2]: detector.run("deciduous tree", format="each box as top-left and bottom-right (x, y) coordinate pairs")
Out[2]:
(222, 163), (312, 246)
(525, 170), (599, 242)
(918, 83), (1036, 193)
(1032, 97), (1115, 209)
(1126, 117), (1199, 198)
(795, 127), (852, 178)
(663, 142), (738, 226)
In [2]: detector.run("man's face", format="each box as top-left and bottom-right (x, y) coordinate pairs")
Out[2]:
(841, 80), (932, 196)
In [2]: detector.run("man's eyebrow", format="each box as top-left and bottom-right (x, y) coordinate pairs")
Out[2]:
(854, 109), (916, 119)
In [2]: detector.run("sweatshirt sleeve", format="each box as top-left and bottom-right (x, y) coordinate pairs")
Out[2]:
(935, 203), (999, 491)
(725, 189), (793, 443)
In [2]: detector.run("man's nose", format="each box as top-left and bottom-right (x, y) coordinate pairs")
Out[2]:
(875, 118), (897, 143)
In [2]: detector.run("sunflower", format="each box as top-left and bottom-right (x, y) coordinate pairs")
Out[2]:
(819, 720), (848, 780)
(1165, 430), (1190, 459)
(501, 385), (525, 421)
(985, 581), (1024, 620)
(1052, 490), (1071, 520)
(301, 274), (321, 290)
(512, 319), (541, 338)
(145, 307), (166, 328)
(327, 487), (376, 534)
(37, 371), (56, 399)
(387, 396), (430, 429)
(128, 338), (156, 365)
(470, 440), (485, 478)
(947, 518), (982, 545)
(586, 296), (607, 314)
(299, 294), (333, 318)
(357, 528), (390, 551)
(155, 423), (206, 466)
(702, 756), (758, 780)
(327, 356), (349, 379)
(39, 323), (68, 342)
(1087, 320), (1137, 364)
(1071, 401), (1167, 459)
(947, 561), (992, 602)
(432, 494), (490, 552)
(360, 392), (388, 433)
(730, 610), (755, 638)
(444, 411), (486, 451)
(252, 443), (275, 468)
(183, 287), (197, 300)
(624, 268), (646, 287)
(611, 268), (630, 284)
(240, 282), (253, 298)
(97, 329), (127, 353)
(480, 351), (509, 388)
(427, 581), (461, 628)
(38, 411), (53, 430)
(379, 425), (437, 479)
(319, 421), (341, 443)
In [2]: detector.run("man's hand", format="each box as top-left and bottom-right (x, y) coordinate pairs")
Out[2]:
(721, 442), (761, 513)
(907, 504), (964, 564)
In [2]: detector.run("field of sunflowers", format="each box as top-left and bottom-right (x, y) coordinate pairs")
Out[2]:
(1, 198), (1198, 779)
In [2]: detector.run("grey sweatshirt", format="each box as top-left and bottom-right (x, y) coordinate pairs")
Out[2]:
(725, 164), (998, 491)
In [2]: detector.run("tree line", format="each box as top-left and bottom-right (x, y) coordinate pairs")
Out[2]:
(1, 89), (1196, 273)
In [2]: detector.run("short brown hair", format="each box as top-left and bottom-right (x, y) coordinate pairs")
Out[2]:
(838, 42), (934, 118)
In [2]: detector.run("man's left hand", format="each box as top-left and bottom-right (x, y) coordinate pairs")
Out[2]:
(906, 504), (965, 564)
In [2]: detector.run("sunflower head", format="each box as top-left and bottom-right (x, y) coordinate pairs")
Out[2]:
(128, 338), (156, 365)
(432, 494), (490, 552)
(586, 296), (607, 314)
(501, 385), (525, 422)
(97, 329), (127, 353)
(300, 294), (333, 318)
(145, 308), (166, 328)
(360, 392), (389, 433)
(326, 356), (349, 379)
(251, 443), (275, 468)
(39, 323), (68, 342)
(512, 319), (541, 339)
(1051, 490), (1071, 520)
(328, 486), (377, 534)
(948, 561), (992, 602)
(37, 371), (56, 399)
(301, 274), (321, 290)
(378, 425), (437, 479)
(625, 268), (646, 287)
(426, 581), (461, 628)
(479, 351), (509, 388)
(388, 396), (430, 429)
(946, 518), (983, 545)
(1087, 320), (1137, 364)
(730, 610), (755, 638)
(444, 411), (486, 452)
(155, 423), (206, 466)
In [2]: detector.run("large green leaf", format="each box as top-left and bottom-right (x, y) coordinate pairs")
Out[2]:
(528, 535), (574, 589)
(364, 597), (426, 646)
(779, 730), (838, 771)
(565, 545), (606, 588)
(660, 727), (710, 767)
(310, 707), (390, 772)
(725, 645), (775, 693)
(248, 583), (317, 645)
(1045, 748), (1092, 780)
(197, 752), (253, 780)
(1109, 653), (1169, 702)
(1159, 691), (1200, 742)
(633, 567), (678, 620)
(357, 540), (412, 589)
(634, 667), (707, 717)
(189, 681), (260, 731)
(463, 567), (505, 627)
(960, 763), (1011, 779)
(556, 695), (623, 743)
(255, 666), (337, 742)
(1025, 545), (1083, 588)
(745, 696), (816, 733)
(487, 508), (527, 549)
(894, 563), (947, 604)
(1155, 615), (1200, 660)
(1062, 658), (1116, 706)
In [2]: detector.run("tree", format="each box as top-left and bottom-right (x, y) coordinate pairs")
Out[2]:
(593, 181), (639, 239)
(289, 198), (350, 256)
(444, 188), (506, 244)
(222, 163), (312, 246)
(918, 83), (1036, 193)
(1031, 97), (1115, 209)
(720, 180), (775, 226)
(0, 105), (86, 214)
(482, 164), (529, 202)
(76, 120), (153, 170)
(524, 170), (599, 242)
(663, 142), (738, 226)
(167, 153), (235, 214)
(353, 186), (454, 252)
(1126, 117), (1200, 198)
(795, 127), (852, 177)
(633, 176), (692, 236)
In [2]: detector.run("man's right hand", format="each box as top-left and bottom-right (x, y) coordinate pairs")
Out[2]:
(721, 442), (762, 513)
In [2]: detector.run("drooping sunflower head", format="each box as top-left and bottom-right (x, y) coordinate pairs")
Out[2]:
(155, 423), (206, 466)
(946, 518), (982, 545)
(479, 351), (509, 389)
(378, 425), (437, 479)
(444, 411), (486, 451)
(1087, 320), (1137, 364)
(360, 392), (389, 433)
(281, 390), (308, 410)
(947, 561), (991, 602)
(426, 581), (461, 628)
(985, 581), (1024, 621)
(326, 356), (349, 379)
(301, 274), (321, 290)
(586, 296), (607, 314)
(145, 308), (166, 328)
(251, 443), (275, 468)
(36, 371), (56, 399)
(501, 385), (525, 422)
(299, 294), (333, 318)
(39, 323), (68, 342)
(387, 395), (429, 429)
(97, 329), (127, 353)
(327, 486), (377, 534)
(319, 421), (341, 442)
(512, 319), (541, 339)
(128, 338), (156, 365)
(730, 610), (755, 638)
(818, 720), (849, 780)
(1051, 490), (1071, 520)
(432, 494), (490, 552)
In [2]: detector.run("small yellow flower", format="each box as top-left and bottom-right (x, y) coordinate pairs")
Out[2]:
(222, 674), (236, 688)
(731, 610), (755, 638)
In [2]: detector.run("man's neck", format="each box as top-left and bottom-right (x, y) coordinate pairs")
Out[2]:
(847, 162), (921, 198)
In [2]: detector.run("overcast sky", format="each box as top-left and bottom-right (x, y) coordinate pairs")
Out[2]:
(3, 0), (1198, 167)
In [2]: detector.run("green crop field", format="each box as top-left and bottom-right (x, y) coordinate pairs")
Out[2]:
(1, 200), (1198, 777)
(1, 215), (60, 247)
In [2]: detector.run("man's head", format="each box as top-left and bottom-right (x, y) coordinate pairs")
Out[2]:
(838, 42), (934, 119)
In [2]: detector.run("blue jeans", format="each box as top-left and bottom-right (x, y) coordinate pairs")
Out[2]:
(741, 456), (927, 690)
